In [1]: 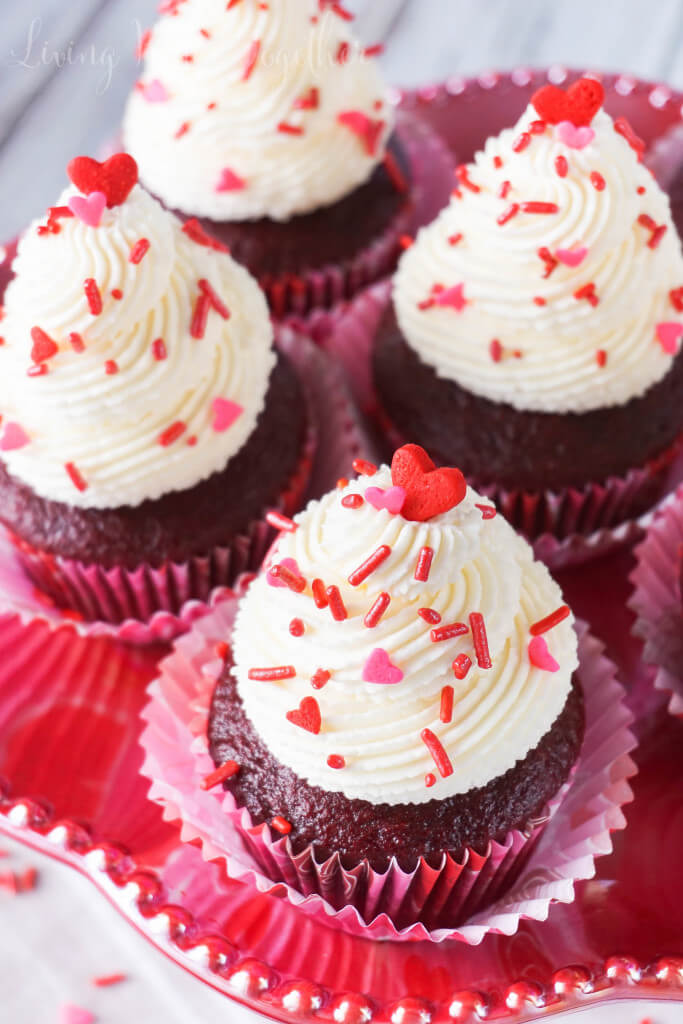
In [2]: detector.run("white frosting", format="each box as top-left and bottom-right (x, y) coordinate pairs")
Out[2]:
(123, 0), (393, 222)
(232, 465), (578, 805)
(0, 184), (276, 509)
(394, 105), (683, 414)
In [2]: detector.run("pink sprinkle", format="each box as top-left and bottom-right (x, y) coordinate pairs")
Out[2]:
(528, 635), (560, 672)
(365, 485), (406, 515)
(68, 191), (107, 228)
(216, 167), (247, 193)
(59, 1005), (95, 1024)
(655, 322), (683, 355)
(267, 557), (301, 589)
(362, 647), (403, 685)
(212, 397), (243, 432)
(0, 422), (30, 452)
(435, 283), (466, 312)
(142, 78), (169, 102)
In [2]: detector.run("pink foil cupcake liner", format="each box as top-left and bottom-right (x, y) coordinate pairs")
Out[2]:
(630, 484), (683, 717)
(276, 110), (454, 342)
(325, 284), (683, 570)
(0, 332), (375, 645)
(140, 600), (636, 944)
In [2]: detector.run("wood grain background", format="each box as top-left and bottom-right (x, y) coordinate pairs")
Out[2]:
(2, 0), (683, 236)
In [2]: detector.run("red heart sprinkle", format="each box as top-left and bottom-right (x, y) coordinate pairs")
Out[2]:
(67, 154), (139, 209)
(286, 696), (321, 735)
(391, 444), (467, 522)
(531, 77), (604, 127)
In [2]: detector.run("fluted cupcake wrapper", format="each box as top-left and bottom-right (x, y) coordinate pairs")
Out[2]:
(140, 597), (636, 944)
(325, 283), (683, 570)
(0, 331), (374, 645)
(629, 484), (683, 717)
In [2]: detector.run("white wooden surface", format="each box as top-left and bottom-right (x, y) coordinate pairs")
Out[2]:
(2, 2), (683, 1020)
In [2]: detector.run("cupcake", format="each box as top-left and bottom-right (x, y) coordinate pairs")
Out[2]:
(122, 0), (450, 321)
(0, 153), (310, 624)
(206, 443), (584, 928)
(373, 78), (683, 538)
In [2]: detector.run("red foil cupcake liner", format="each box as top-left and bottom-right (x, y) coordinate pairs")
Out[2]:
(630, 484), (683, 717)
(140, 598), (636, 944)
(324, 284), (683, 570)
(0, 331), (375, 644)
(276, 111), (454, 342)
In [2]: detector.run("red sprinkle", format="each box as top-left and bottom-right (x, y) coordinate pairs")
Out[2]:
(475, 503), (497, 519)
(353, 458), (377, 476)
(493, 155), (503, 168)
(16, 867), (37, 892)
(248, 666), (296, 681)
(326, 585), (347, 621)
(289, 618), (305, 637)
(489, 339), (503, 362)
(670, 287), (683, 312)
(590, 171), (606, 191)
(266, 511), (298, 532)
(452, 653), (472, 680)
(270, 563), (306, 593)
(129, 238), (150, 264)
(497, 180), (511, 199)
(30, 326), (58, 363)
(421, 728), (453, 778)
(497, 202), (519, 226)
(327, 754), (346, 770)
(364, 591), (391, 628)
(349, 545), (391, 587)
(152, 337), (167, 360)
(190, 292), (211, 339)
(512, 132), (531, 152)
(242, 39), (261, 80)
(448, 233), (463, 246)
(337, 477), (349, 489)
(294, 87), (320, 110)
(414, 546), (434, 582)
(533, 296), (547, 306)
(27, 364), (48, 377)
(341, 493), (364, 509)
(215, 641), (230, 660)
(425, 773), (436, 788)
(271, 816), (292, 835)
(596, 349), (607, 367)
(199, 278), (230, 319)
(104, 359), (118, 375)
(637, 185), (646, 195)
(84, 278), (103, 315)
(440, 685), (454, 724)
(69, 333), (85, 353)
(277, 121), (304, 135)
(175, 121), (191, 139)
(158, 420), (186, 446)
(529, 119), (547, 134)
(311, 578), (328, 608)
(111, 288), (123, 300)
(65, 462), (88, 493)
(520, 201), (559, 215)
(574, 282), (599, 307)
(311, 668), (331, 690)
(182, 219), (229, 252)
(614, 116), (645, 159)
(554, 154), (568, 177)
(455, 164), (481, 193)
(469, 612), (492, 669)
(383, 151), (408, 194)
(200, 760), (240, 789)
(399, 235), (414, 250)
(418, 608), (441, 625)
(431, 621), (468, 643)
(530, 605), (570, 636)
(92, 974), (127, 988)
(336, 40), (350, 64)
(538, 246), (558, 278)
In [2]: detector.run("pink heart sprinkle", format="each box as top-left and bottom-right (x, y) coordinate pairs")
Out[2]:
(365, 485), (406, 515)
(555, 246), (588, 267)
(528, 636), (560, 673)
(267, 557), (300, 589)
(143, 78), (169, 102)
(0, 422), (30, 452)
(212, 397), (243, 432)
(59, 1006), (96, 1024)
(216, 167), (247, 192)
(435, 283), (466, 312)
(655, 321), (683, 355)
(68, 191), (107, 228)
(362, 648), (404, 685)
(556, 121), (595, 150)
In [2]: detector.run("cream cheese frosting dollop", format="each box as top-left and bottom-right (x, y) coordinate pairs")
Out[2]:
(123, 0), (393, 222)
(231, 463), (578, 805)
(394, 100), (683, 414)
(0, 183), (275, 509)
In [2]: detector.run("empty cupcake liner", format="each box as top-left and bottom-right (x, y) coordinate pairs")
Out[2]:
(630, 484), (683, 717)
(0, 331), (375, 644)
(325, 283), (683, 570)
(140, 599), (636, 945)
(274, 110), (455, 338)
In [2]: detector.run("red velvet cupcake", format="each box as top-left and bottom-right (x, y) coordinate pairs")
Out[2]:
(372, 78), (683, 540)
(205, 445), (584, 928)
(122, 0), (452, 322)
(0, 154), (309, 625)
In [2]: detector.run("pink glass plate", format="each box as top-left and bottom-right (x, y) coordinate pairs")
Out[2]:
(3, 69), (683, 1021)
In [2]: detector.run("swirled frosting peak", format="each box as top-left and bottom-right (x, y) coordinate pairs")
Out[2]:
(231, 447), (578, 805)
(123, 0), (394, 222)
(0, 157), (275, 509)
(394, 77), (683, 414)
